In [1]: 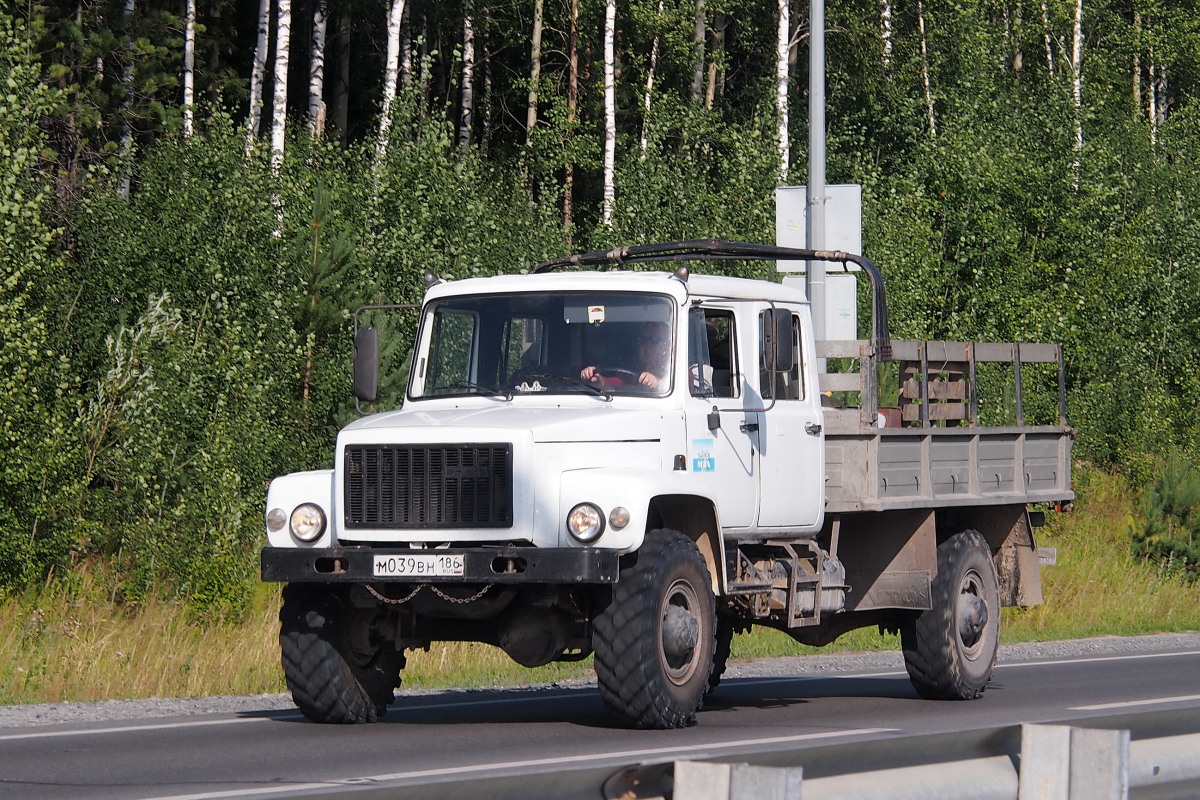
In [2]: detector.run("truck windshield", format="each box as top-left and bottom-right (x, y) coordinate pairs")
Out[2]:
(410, 291), (676, 399)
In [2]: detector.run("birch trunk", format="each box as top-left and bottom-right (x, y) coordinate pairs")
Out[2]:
(690, 0), (705, 105)
(917, 0), (937, 139)
(602, 0), (616, 228)
(564, 0), (579, 229)
(1132, 11), (1141, 119)
(640, 0), (664, 155)
(776, 0), (789, 182)
(182, 0), (196, 137)
(1071, 0), (1083, 182)
(309, 0), (328, 137)
(459, 3), (476, 150)
(526, 0), (544, 149)
(881, 0), (893, 72)
(704, 14), (722, 110)
(379, 0), (406, 153)
(271, 0), (292, 172)
(247, 0), (270, 150)
(1155, 65), (1167, 126)
(401, 6), (412, 88)
(118, 0), (135, 198)
(1040, 0), (1055, 78)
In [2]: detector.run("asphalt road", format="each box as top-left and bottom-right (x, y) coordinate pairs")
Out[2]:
(2, 634), (1200, 800)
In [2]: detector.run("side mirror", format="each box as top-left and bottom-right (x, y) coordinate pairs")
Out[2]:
(353, 326), (379, 402)
(762, 308), (794, 372)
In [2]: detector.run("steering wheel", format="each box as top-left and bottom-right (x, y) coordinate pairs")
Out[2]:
(602, 367), (661, 392)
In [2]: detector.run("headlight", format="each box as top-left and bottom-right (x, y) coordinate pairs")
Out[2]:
(566, 503), (605, 542)
(289, 503), (326, 542)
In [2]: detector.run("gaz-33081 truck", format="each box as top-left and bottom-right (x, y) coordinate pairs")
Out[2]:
(261, 240), (1072, 729)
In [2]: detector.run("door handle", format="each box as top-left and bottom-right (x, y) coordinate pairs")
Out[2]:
(805, 422), (822, 436)
(740, 421), (759, 433)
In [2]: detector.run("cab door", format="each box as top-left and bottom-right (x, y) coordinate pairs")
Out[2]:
(755, 307), (824, 530)
(683, 305), (758, 529)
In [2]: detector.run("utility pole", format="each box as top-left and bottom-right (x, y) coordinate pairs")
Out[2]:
(807, 0), (827, 346)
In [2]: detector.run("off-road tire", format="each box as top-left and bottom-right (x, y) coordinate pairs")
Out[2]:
(901, 530), (1000, 700)
(593, 529), (717, 729)
(707, 615), (736, 695)
(279, 583), (406, 724)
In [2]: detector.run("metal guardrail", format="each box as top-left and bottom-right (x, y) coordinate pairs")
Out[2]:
(256, 707), (1200, 800)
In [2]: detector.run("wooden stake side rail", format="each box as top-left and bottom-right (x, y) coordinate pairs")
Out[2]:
(816, 339), (1074, 514)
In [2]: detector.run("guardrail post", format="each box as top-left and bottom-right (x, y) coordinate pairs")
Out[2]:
(1019, 724), (1072, 798)
(673, 761), (732, 800)
(673, 761), (802, 800)
(729, 763), (803, 800)
(1069, 728), (1129, 800)
(1018, 724), (1130, 800)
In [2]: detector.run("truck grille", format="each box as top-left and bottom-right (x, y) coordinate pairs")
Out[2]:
(344, 444), (514, 529)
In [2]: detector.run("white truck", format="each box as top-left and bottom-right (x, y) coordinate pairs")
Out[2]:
(261, 240), (1072, 729)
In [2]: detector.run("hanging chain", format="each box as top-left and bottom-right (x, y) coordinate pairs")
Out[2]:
(366, 582), (494, 606)
(366, 583), (423, 605)
(431, 584), (493, 604)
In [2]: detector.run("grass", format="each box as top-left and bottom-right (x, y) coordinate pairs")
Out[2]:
(1, 467), (1197, 706)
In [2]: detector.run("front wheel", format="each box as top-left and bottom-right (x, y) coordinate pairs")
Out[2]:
(593, 530), (717, 728)
(279, 584), (406, 723)
(901, 530), (1000, 700)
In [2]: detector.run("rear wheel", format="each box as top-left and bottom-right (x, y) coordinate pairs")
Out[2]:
(901, 530), (1000, 700)
(279, 584), (406, 723)
(593, 530), (716, 728)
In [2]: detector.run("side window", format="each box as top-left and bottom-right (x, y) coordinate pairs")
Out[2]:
(759, 312), (804, 401)
(690, 309), (738, 398)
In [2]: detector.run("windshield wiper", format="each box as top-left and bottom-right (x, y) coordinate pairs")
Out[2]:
(431, 381), (513, 401)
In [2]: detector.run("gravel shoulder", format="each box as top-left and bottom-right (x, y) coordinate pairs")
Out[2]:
(2, 632), (1197, 729)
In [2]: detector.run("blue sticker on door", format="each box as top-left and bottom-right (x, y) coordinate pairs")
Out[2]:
(691, 438), (715, 472)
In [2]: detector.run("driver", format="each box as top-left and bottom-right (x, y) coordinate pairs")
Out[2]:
(581, 322), (670, 390)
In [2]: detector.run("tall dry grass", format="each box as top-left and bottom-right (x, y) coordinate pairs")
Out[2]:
(1, 467), (1197, 705)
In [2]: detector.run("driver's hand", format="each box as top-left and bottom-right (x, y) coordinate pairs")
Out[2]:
(639, 372), (659, 389)
(581, 365), (600, 382)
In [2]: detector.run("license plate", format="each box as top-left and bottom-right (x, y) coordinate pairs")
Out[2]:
(373, 553), (465, 578)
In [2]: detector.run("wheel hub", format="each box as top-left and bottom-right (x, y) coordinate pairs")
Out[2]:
(662, 604), (699, 665)
(957, 584), (989, 651)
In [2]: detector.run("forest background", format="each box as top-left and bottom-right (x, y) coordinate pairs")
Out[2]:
(2, 0), (1200, 636)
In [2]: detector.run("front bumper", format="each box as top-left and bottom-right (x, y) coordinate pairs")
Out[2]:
(260, 546), (620, 585)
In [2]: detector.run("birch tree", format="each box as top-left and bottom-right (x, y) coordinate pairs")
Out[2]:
(118, 0), (135, 198)
(641, 0), (664, 155)
(379, 0), (407, 154)
(525, 0), (544, 150)
(271, 0), (292, 172)
(564, 0), (579, 229)
(309, 0), (328, 137)
(776, 0), (789, 181)
(917, 0), (937, 139)
(246, 0), (270, 150)
(690, 0), (706, 105)
(602, 0), (616, 227)
(459, 3), (476, 150)
(182, 0), (196, 137)
(1040, 0), (1055, 78)
(1071, 0), (1083, 182)
(705, 14), (724, 110)
(881, 0), (893, 72)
